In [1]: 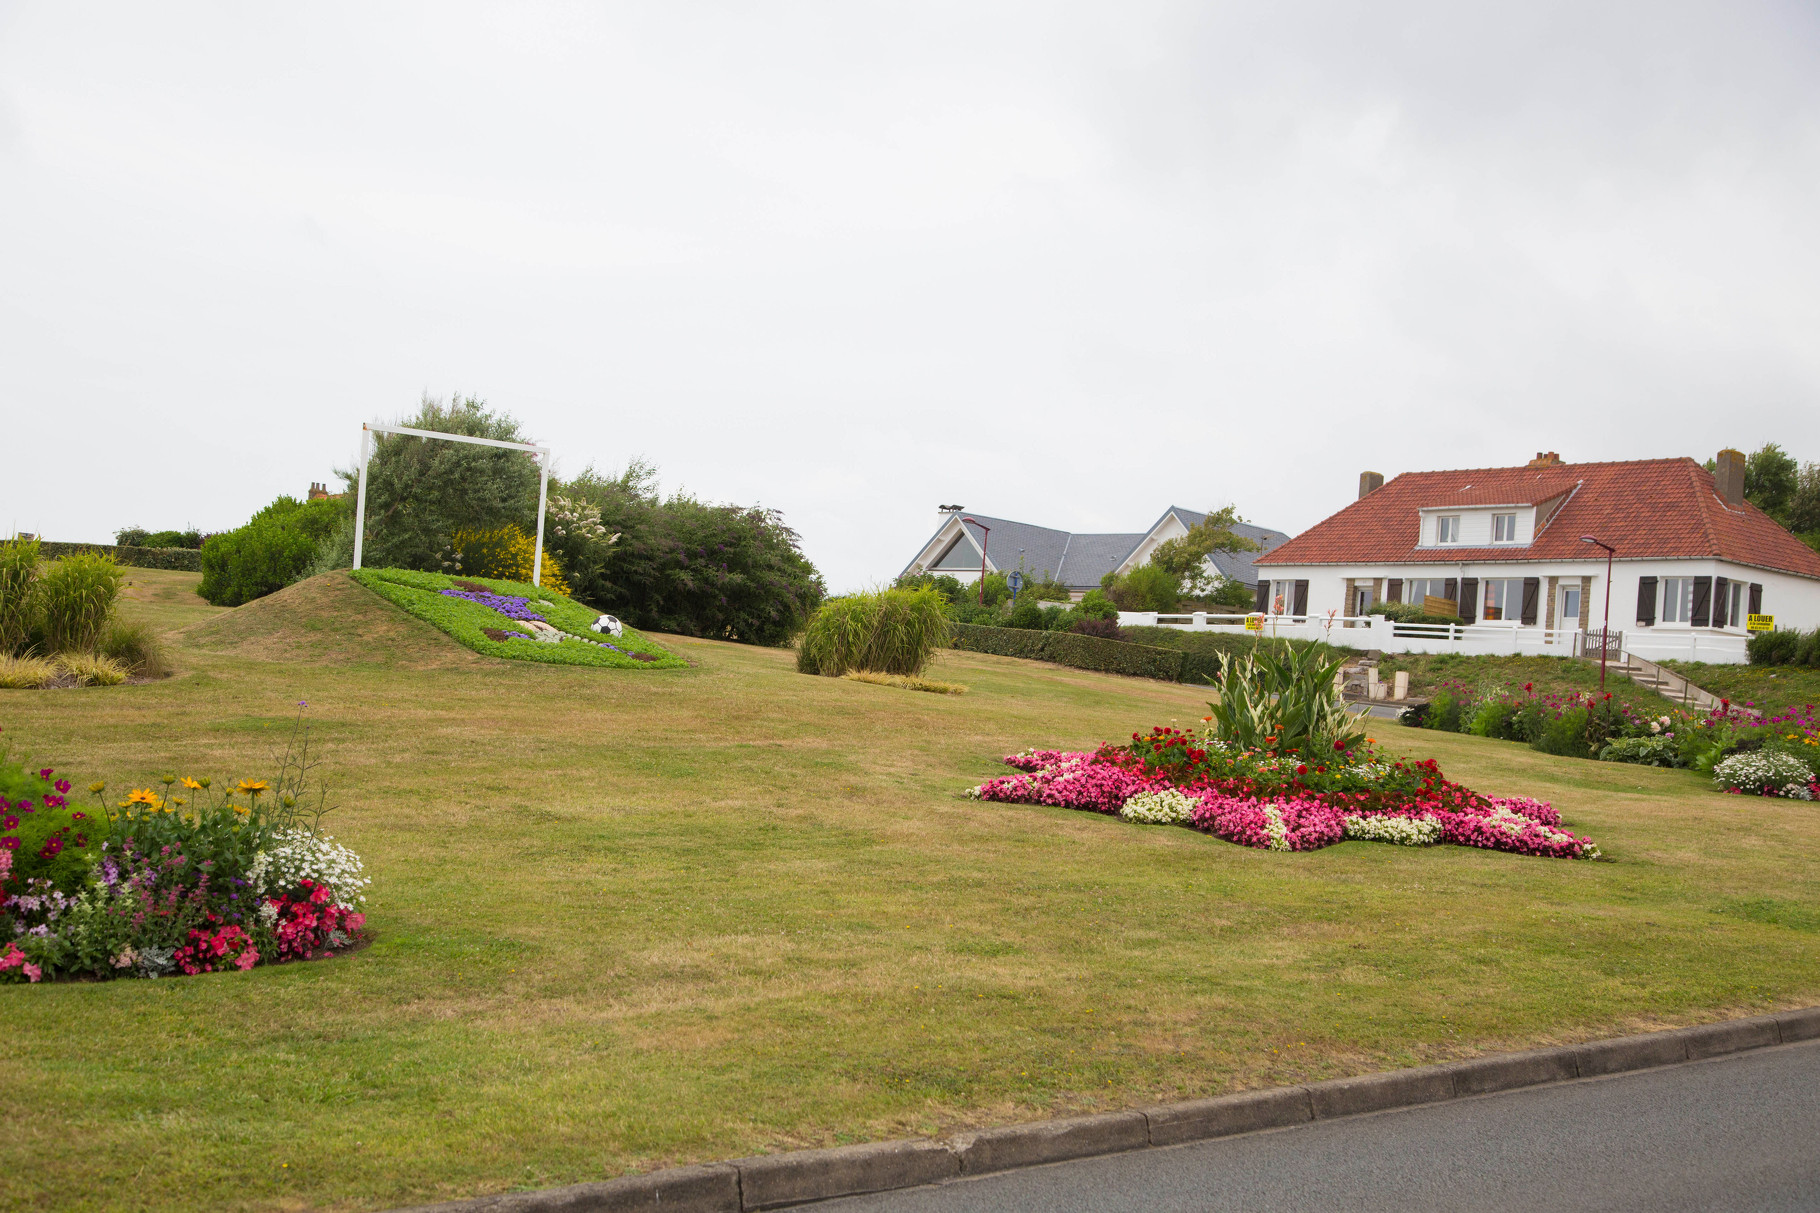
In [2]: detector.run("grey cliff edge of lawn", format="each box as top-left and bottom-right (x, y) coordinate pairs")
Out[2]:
(393, 1005), (1820, 1213)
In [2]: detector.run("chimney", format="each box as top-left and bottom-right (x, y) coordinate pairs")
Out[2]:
(1358, 471), (1384, 500)
(1713, 448), (1746, 507)
(1526, 451), (1562, 468)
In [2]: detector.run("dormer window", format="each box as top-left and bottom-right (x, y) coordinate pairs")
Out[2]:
(1436, 516), (1460, 544)
(1492, 513), (1518, 542)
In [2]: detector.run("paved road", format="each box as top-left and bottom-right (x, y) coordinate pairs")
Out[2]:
(817, 1039), (1820, 1213)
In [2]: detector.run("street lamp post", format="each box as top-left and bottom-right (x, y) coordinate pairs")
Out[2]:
(961, 517), (990, 605)
(1580, 535), (1616, 689)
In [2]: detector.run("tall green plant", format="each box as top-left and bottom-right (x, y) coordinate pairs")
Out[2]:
(38, 552), (125, 653)
(0, 537), (41, 655)
(1206, 643), (1365, 758)
(798, 589), (950, 677)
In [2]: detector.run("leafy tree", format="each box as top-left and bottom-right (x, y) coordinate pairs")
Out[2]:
(558, 461), (824, 645)
(1786, 461), (1820, 535)
(1744, 443), (1800, 521)
(1146, 506), (1261, 595)
(346, 394), (541, 572)
(198, 496), (344, 606)
(1104, 563), (1181, 612)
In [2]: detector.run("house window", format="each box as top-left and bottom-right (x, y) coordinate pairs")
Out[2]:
(1720, 581), (1743, 628)
(1436, 516), (1460, 544)
(1481, 578), (1524, 621)
(1492, 513), (1518, 542)
(1404, 578), (1446, 607)
(1660, 578), (1694, 624)
(1269, 580), (1296, 615)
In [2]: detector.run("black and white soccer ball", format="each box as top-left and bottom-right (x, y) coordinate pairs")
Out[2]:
(590, 614), (624, 638)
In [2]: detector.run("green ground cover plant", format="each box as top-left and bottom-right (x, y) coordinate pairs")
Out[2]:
(3, 568), (1819, 1211)
(351, 568), (685, 669)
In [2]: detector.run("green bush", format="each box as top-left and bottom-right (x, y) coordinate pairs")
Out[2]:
(99, 618), (169, 678)
(1750, 627), (1820, 667)
(1423, 688), (1466, 732)
(1076, 589), (1118, 621)
(1042, 631), (1186, 680)
(797, 589), (950, 676)
(0, 537), (39, 655)
(1533, 706), (1593, 757)
(951, 622), (1050, 661)
(117, 528), (205, 550)
(198, 496), (344, 606)
(1599, 735), (1683, 767)
(38, 552), (125, 653)
(1467, 699), (1518, 739)
(1103, 563), (1180, 612)
(1006, 601), (1046, 630)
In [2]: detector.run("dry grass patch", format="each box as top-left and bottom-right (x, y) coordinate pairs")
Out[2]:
(843, 670), (967, 694)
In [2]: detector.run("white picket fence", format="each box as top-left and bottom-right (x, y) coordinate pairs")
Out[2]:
(1116, 611), (1750, 664)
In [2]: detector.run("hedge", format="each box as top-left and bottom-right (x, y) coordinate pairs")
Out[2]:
(35, 542), (203, 572)
(952, 623), (1187, 682)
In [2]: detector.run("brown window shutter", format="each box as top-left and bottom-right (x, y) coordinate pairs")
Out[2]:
(1443, 578), (1458, 604)
(1714, 576), (1729, 627)
(1691, 576), (1712, 627)
(1459, 578), (1479, 623)
(1636, 576), (1657, 626)
(1255, 580), (1269, 612)
(1520, 577), (1540, 625)
(1749, 583), (1762, 615)
(1386, 578), (1403, 604)
(1293, 580), (1309, 614)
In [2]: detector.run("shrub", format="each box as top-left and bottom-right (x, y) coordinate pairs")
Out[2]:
(1207, 644), (1363, 758)
(951, 622), (1051, 661)
(1005, 601), (1046, 630)
(1468, 699), (1519, 739)
(1069, 616), (1126, 641)
(1533, 706), (1593, 757)
(448, 524), (570, 595)
(1103, 564), (1180, 612)
(1423, 688), (1466, 733)
(797, 589), (950, 677)
(38, 552), (125, 654)
(37, 542), (204, 572)
(198, 496), (344, 607)
(1076, 590), (1118, 621)
(0, 538), (40, 655)
(1043, 631), (1186, 680)
(99, 619), (169, 679)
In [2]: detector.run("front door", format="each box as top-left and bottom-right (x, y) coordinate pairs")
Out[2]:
(1558, 584), (1582, 631)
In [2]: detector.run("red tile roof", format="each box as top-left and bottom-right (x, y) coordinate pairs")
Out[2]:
(1257, 457), (1820, 579)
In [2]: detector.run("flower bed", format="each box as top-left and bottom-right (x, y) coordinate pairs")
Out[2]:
(351, 568), (686, 669)
(1, 716), (371, 982)
(969, 728), (1601, 860)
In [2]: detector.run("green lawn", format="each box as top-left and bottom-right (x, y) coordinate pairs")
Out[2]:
(1373, 650), (1675, 713)
(5, 570), (1819, 1212)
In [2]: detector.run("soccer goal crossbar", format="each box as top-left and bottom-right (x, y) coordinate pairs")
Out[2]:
(351, 422), (554, 586)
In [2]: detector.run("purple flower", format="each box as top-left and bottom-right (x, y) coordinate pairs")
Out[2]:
(38, 769), (53, 780)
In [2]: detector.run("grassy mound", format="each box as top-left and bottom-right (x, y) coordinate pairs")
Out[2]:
(178, 570), (483, 668)
(351, 568), (685, 669)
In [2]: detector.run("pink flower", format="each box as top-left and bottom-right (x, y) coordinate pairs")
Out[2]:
(235, 950), (259, 971)
(23, 962), (40, 982)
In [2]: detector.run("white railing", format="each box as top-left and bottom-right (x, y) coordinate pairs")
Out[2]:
(1117, 611), (1753, 664)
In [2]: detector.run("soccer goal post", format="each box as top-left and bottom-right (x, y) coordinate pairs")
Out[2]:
(351, 422), (554, 586)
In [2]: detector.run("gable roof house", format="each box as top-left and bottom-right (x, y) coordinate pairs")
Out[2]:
(1253, 450), (1820, 664)
(901, 507), (1289, 597)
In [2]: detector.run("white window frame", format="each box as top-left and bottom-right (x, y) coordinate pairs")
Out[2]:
(1660, 577), (1693, 624)
(1558, 583), (1582, 630)
(1492, 513), (1518, 543)
(1481, 578), (1524, 622)
(351, 423), (554, 586)
(1436, 515), (1461, 544)
(1269, 579), (1297, 615)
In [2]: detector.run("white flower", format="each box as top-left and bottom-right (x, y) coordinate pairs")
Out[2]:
(257, 829), (371, 908)
(1343, 814), (1442, 846)
(1118, 789), (1197, 824)
(1714, 751), (1814, 799)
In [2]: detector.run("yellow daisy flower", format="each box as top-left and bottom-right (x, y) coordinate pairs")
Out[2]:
(180, 777), (203, 790)
(236, 779), (271, 798)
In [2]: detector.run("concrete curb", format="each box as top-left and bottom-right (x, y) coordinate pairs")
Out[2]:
(390, 1007), (1818, 1213)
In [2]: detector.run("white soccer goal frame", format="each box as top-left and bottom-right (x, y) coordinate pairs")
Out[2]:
(351, 422), (554, 586)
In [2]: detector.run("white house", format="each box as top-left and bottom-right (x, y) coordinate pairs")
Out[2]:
(901, 506), (1289, 597)
(1245, 450), (1820, 664)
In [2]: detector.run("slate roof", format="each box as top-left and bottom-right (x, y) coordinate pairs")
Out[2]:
(1256, 458), (1820, 579)
(905, 508), (1292, 591)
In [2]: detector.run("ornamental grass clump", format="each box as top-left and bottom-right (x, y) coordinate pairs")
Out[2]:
(1205, 643), (1364, 758)
(797, 588), (949, 677)
(0, 537), (41, 655)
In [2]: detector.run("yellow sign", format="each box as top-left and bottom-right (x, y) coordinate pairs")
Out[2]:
(1245, 614), (1263, 632)
(1747, 614), (1775, 633)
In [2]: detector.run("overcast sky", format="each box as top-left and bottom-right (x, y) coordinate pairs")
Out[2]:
(4, 2), (1818, 590)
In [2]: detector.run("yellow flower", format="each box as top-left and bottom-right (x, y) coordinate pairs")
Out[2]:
(232, 804), (250, 817)
(172, 797), (186, 808)
(180, 777), (203, 790)
(236, 779), (271, 798)
(160, 774), (176, 787)
(88, 781), (106, 794)
(124, 788), (162, 808)
(197, 776), (212, 789)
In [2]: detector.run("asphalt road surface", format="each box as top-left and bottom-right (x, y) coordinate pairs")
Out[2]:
(816, 1039), (1820, 1213)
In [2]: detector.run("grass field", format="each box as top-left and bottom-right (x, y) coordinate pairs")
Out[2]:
(5, 569), (1820, 1212)
(1372, 650), (1673, 712)
(1663, 660), (1820, 720)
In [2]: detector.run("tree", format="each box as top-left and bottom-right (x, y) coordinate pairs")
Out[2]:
(1146, 506), (1262, 596)
(1786, 462), (1820, 533)
(1744, 443), (1800, 522)
(345, 394), (542, 572)
(558, 460), (825, 645)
